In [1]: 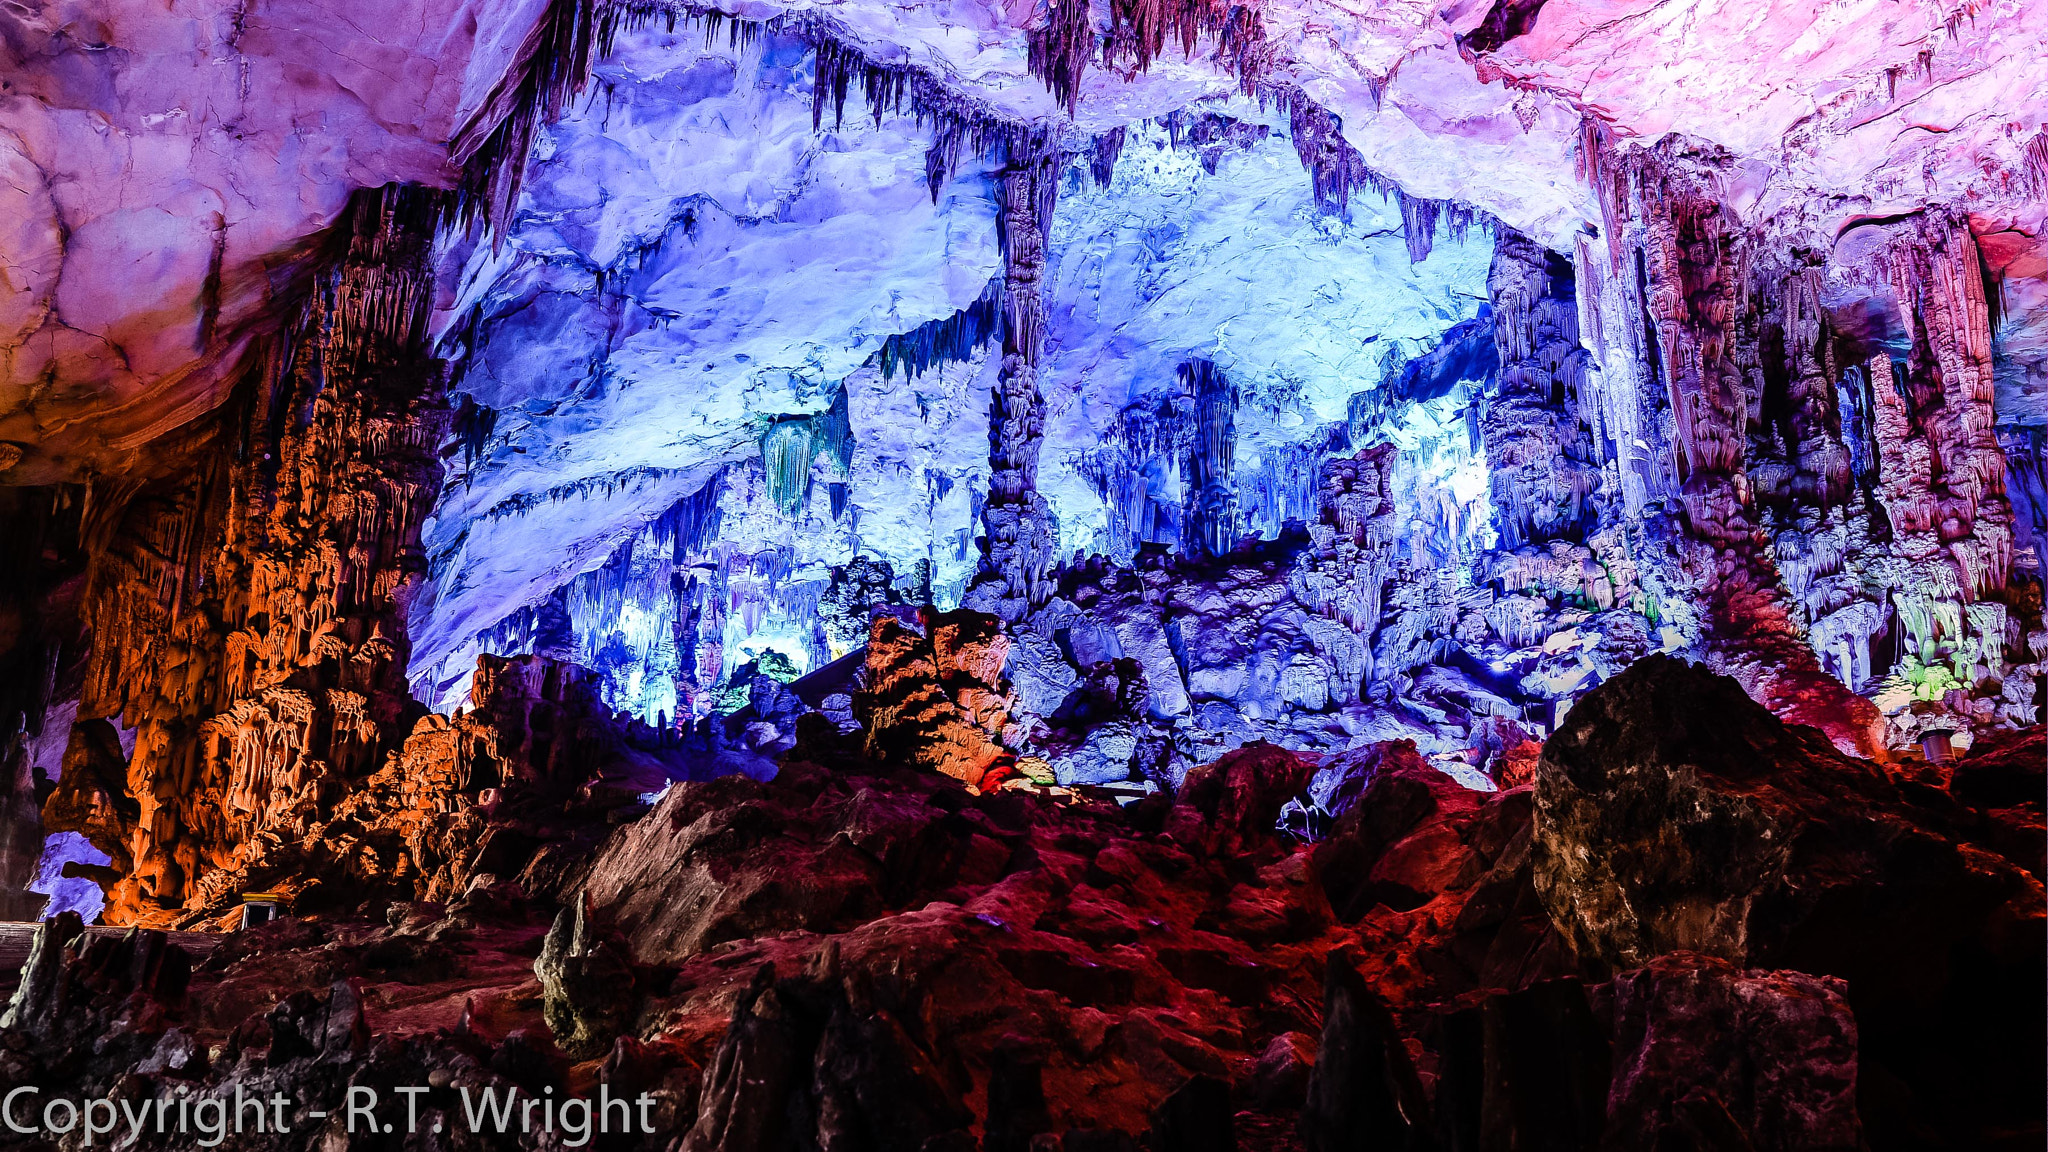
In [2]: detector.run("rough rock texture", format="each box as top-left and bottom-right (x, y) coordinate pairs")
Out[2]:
(556, 741), (1359, 1146)
(1534, 654), (2045, 1147)
(0, 888), (587, 1152)
(855, 608), (1016, 789)
(1, 656), (2041, 1151)
(1602, 953), (1861, 1152)
(0, 0), (506, 484)
(535, 896), (636, 1059)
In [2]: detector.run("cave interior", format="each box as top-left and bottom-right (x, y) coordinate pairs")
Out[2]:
(0, 0), (2044, 1146)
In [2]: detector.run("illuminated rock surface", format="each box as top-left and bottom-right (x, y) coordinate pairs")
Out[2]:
(0, 0), (2043, 1146)
(2, 661), (2040, 1148)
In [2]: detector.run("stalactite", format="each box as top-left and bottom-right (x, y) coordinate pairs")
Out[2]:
(1278, 91), (1490, 262)
(1090, 127), (1126, 188)
(761, 419), (818, 517)
(1027, 0), (1094, 116)
(875, 276), (1004, 381)
(1102, 0), (1269, 96)
(1283, 96), (1387, 215)
(751, 389), (855, 521)
(1180, 360), (1239, 559)
(2025, 130), (2048, 200)
(450, 394), (499, 475)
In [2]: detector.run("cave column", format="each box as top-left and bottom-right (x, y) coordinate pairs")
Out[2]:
(1180, 360), (1239, 559)
(43, 186), (452, 926)
(1594, 147), (1884, 747)
(1481, 227), (1600, 549)
(967, 142), (1060, 623)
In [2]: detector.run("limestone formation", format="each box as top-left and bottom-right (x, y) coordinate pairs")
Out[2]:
(0, 1), (2042, 1148)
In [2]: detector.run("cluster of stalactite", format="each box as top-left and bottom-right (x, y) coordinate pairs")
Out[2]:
(559, 477), (729, 721)
(53, 649), (658, 922)
(1292, 446), (1404, 638)
(1100, 0), (1270, 96)
(1482, 230), (1602, 549)
(1027, 0), (1095, 115)
(1569, 131), (2041, 745)
(1074, 395), (1199, 563)
(454, 0), (1055, 233)
(992, 185), (2040, 789)
(440, 463), (876, 729)
(874, 276), (1004, 382)
(40, 185), (455, 926)
(1073, 361), (1258, 564)
(1279, 93), (1491, 263)
(449, 0), (1463, 284)
(1566, 143), (1871, 740)
(1165, 109), (1272, 173)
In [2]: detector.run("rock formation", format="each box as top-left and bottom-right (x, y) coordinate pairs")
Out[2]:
(855, 607), (1016, 789)
(1534, 655), (2044, 1144)
(1, 657), (2034, 1149)
(0, 0), (2042, 1148)
(967, 140), (1063, 625)
(38, 185), (451, 926)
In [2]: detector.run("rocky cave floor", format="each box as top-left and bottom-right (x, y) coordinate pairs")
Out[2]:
(2, 655), (2041, 1151)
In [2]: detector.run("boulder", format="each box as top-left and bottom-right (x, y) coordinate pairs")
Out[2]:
(536, 897), (637, 1059)
(1603, 953), (1860, 1152)
(1171, 740), (1317, 853)
(1533, 654), (2045, 1145)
